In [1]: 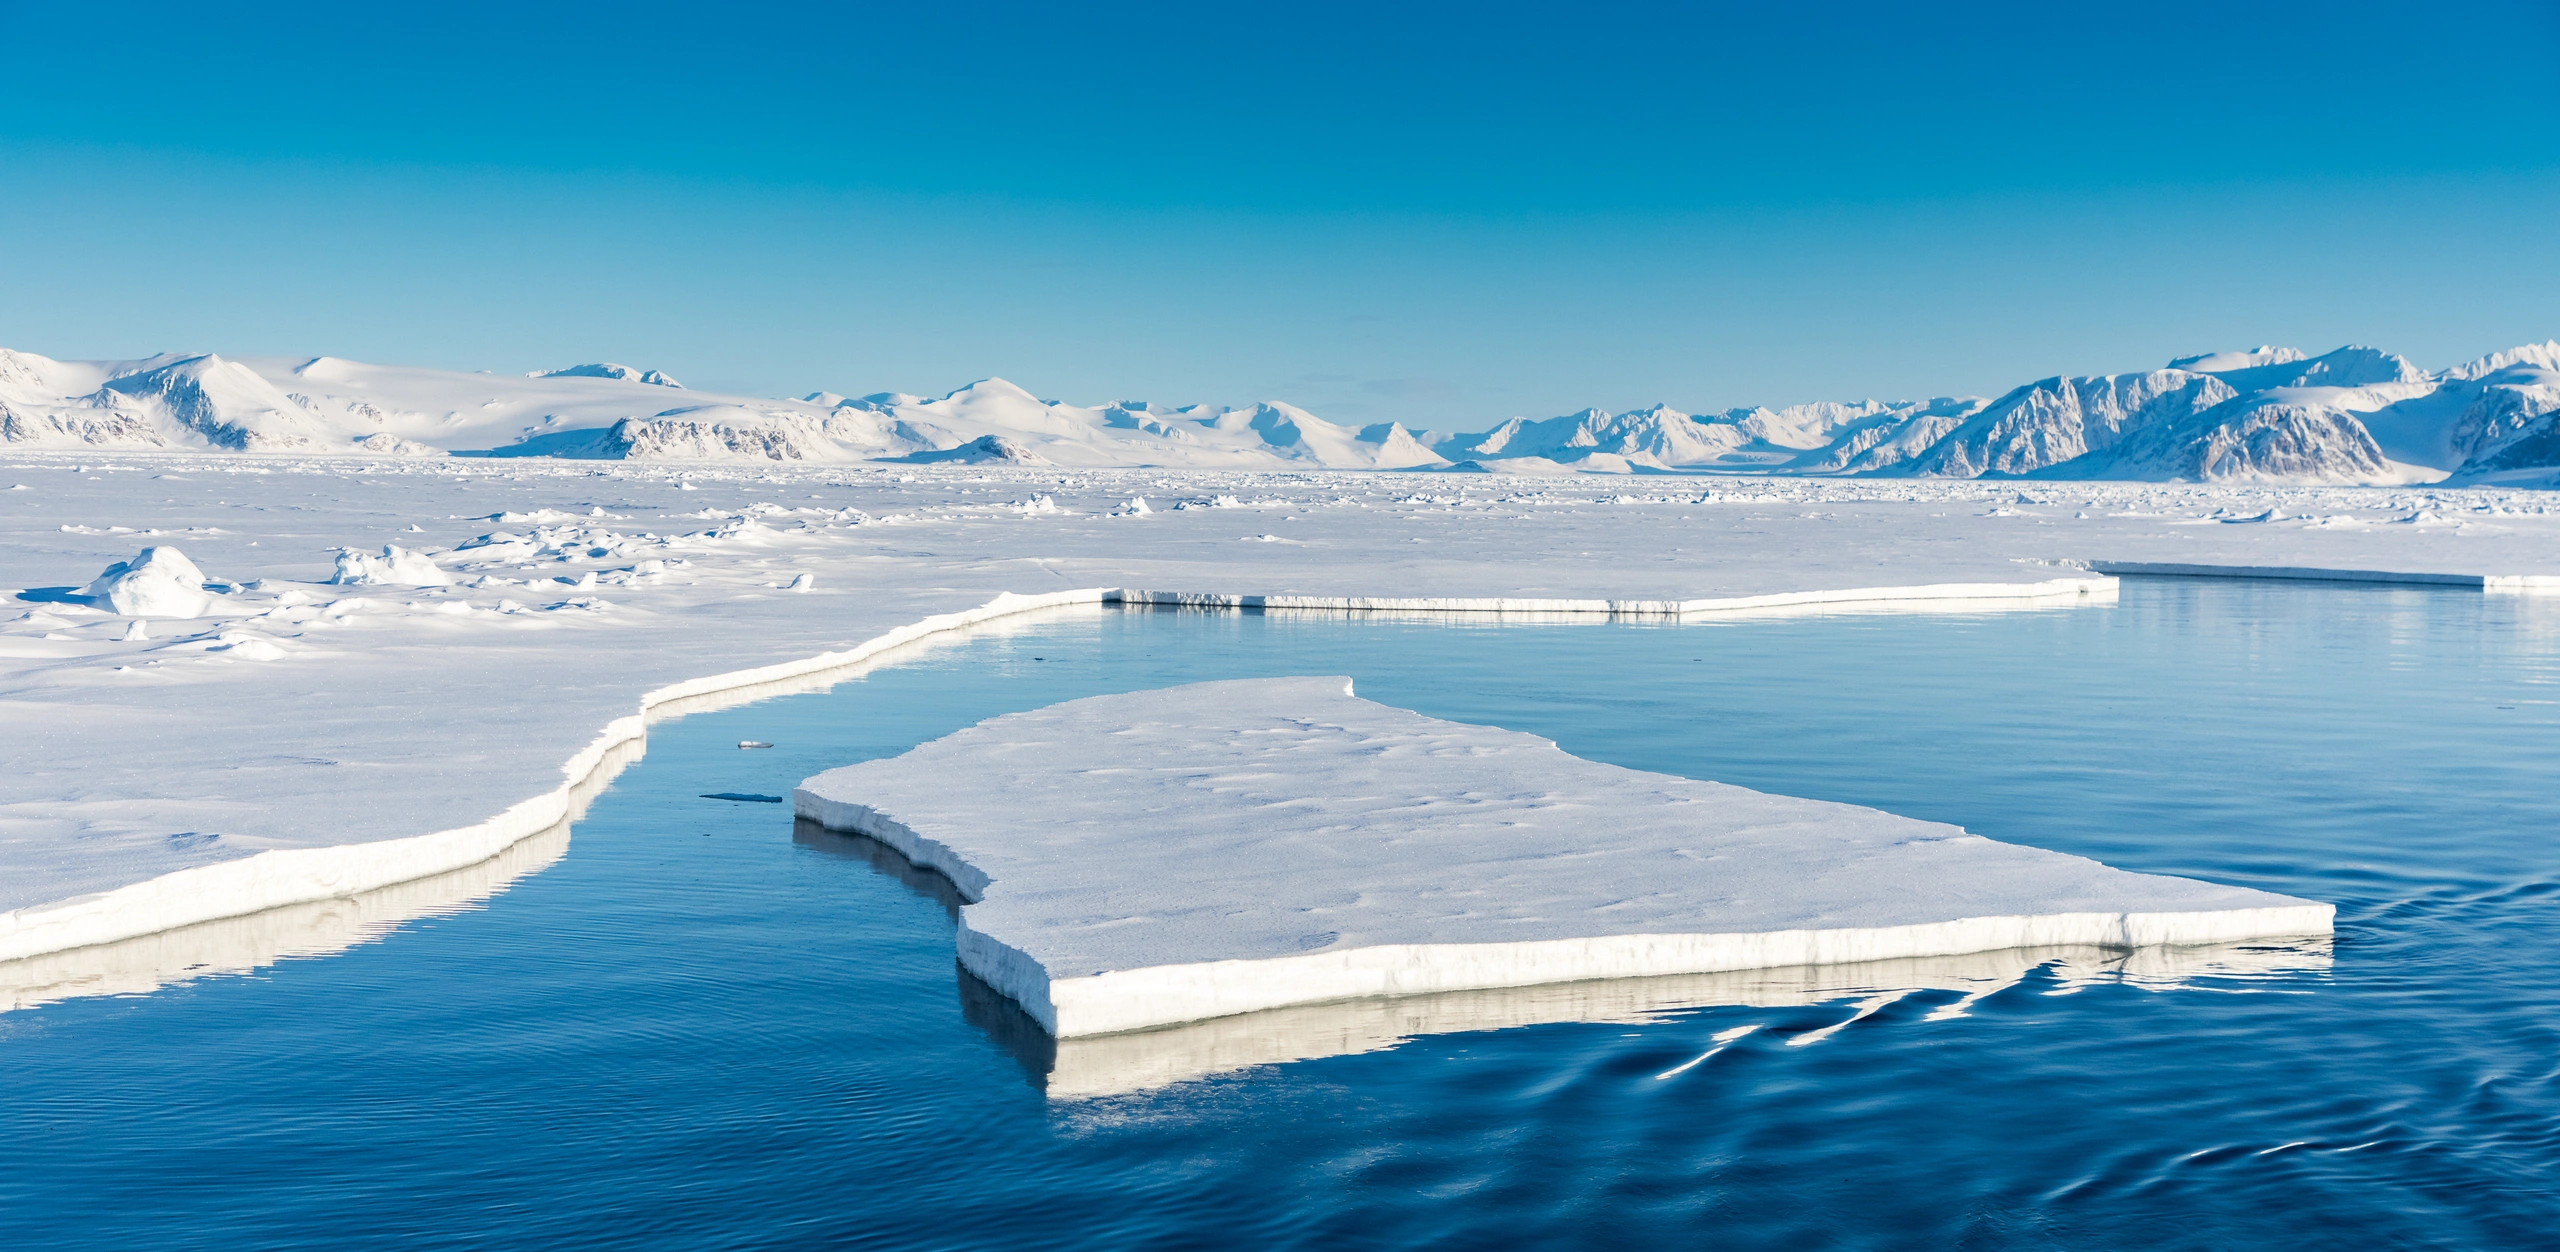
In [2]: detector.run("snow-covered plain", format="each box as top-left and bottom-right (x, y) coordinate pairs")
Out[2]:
(3, 451), (2556, 970)
(795, 678), (2330, 1038)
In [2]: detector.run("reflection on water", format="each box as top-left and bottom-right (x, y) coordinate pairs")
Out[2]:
(808, 819), (2332, 1099)
(0, 824), (572, 1014)
(0, 734), (641, 1015)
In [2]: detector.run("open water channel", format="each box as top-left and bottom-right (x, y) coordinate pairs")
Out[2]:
(4, 579), (2555, 1248)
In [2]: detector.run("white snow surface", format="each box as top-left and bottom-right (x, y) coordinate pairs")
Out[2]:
(795, 677), (2331, 1037)
(7, 340), (2560, 482)
(2, 453), (2556, 966)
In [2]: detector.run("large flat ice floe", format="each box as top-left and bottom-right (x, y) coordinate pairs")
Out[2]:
(795, 677), (2334, 1038)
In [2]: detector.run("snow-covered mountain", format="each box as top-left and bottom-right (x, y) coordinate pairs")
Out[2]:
(4, 340), (2556, 484)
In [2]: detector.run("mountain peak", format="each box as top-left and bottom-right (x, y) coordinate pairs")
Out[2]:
(2169, 346), (2307, 374)
(532, 363), (684, 388)
(944, 377), (1040, 402)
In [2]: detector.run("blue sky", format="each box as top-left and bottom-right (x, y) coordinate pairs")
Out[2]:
(3, 0), (2556, 427)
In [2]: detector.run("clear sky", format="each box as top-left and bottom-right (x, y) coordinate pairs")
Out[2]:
(3, 0), (2556, 428)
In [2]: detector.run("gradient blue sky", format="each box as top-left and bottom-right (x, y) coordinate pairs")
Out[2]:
(3, 0), (2556, 428)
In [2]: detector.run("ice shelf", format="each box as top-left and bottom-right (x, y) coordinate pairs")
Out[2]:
(793, 677), (2334, 1038)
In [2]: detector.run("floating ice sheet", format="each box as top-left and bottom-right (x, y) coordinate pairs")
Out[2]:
(794, 677), (2333, 1038)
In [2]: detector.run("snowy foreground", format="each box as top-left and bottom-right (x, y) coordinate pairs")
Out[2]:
(796, 678), (2329, 1038)
(2, 453), (2555, 978)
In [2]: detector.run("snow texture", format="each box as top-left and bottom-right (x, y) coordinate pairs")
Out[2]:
(7, 339), (2560, 482)
(1, 455), (2554, 968)
(795, 678), (2331, 1037)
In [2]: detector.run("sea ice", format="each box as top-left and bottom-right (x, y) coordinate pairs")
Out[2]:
(796, 677), (2334, 1038)
(3, 459), (2548, 966)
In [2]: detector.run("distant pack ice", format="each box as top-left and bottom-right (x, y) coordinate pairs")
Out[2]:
(794, 677), (2332, 1038)
(4, 340), (2557, 484)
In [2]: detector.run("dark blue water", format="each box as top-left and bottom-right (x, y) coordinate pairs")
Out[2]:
(4, 581), (2556, 1249)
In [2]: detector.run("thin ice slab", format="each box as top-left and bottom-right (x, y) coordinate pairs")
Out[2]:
(793, 677), (2331, 1038)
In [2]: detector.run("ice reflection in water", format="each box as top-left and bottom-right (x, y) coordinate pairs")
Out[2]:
(0, 823), (572, 1014)
(0, 734), (640, 1015)
(806, 819), (2331, 1100)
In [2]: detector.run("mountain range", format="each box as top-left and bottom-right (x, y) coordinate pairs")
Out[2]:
(4, 341), (2556, 485)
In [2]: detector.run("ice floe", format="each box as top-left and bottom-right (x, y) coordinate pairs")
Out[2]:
(796, 677), (2333, 1038)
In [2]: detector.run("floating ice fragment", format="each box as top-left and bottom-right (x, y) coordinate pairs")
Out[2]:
(701, 792), (784, 803)
(739, 740), (774, 749)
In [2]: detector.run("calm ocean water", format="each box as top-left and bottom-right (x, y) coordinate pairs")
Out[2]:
(4, 580), (2555, 1249)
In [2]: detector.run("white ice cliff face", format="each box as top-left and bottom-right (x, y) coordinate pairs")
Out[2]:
(3, 340), (2558, 483)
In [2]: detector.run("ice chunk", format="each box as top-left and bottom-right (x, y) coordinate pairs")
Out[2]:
(80, 546), (212, 618)
(796, 677), (2334, 1038)
(329, 545), (451, 586)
